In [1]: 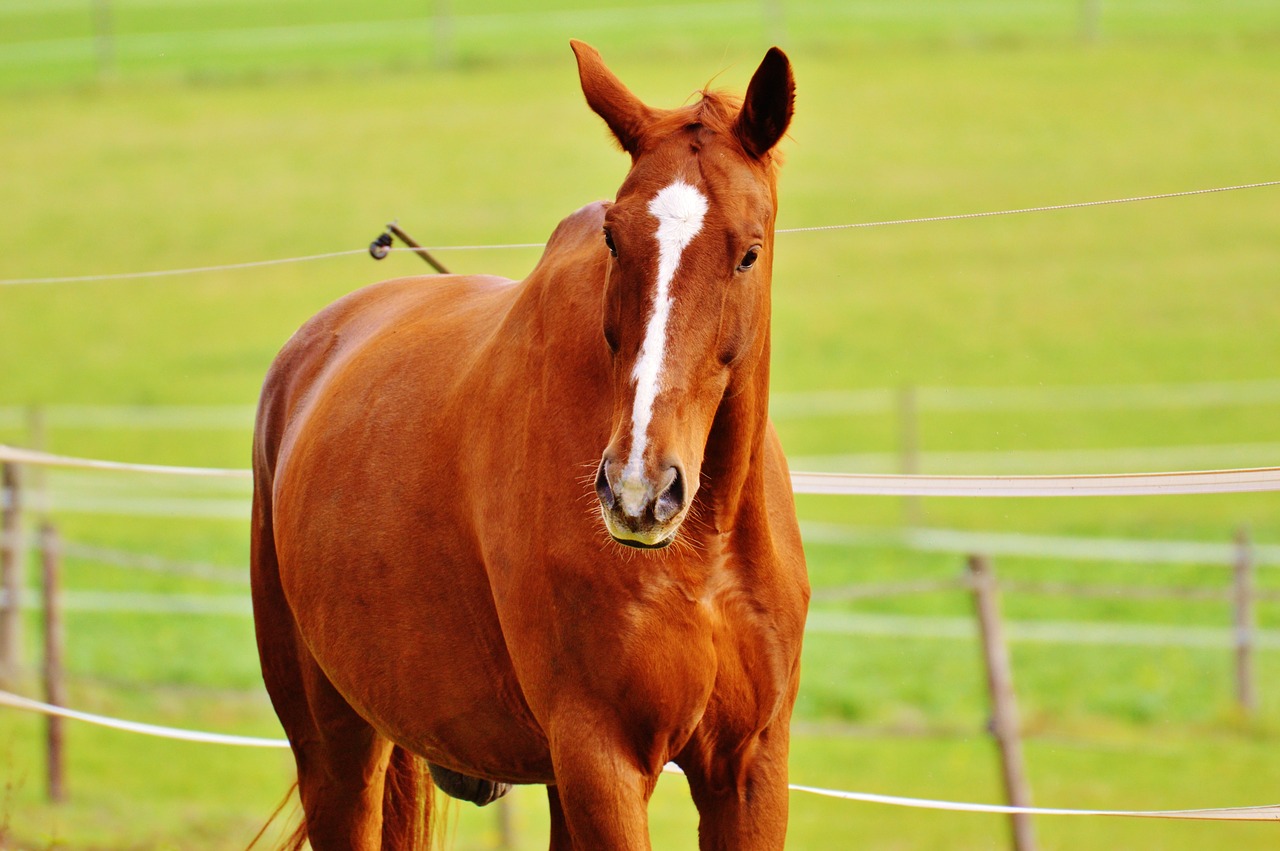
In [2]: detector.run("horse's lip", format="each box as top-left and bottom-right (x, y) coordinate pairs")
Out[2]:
(599, 505), (679, 549)
(610, 533), (675, 550)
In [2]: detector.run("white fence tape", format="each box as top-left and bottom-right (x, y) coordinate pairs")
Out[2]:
(790, 467), (1280, 497)
(805, 611), (1280, 650)
(2, 689), (1277, 821)
(0, 587), (250, 615)
(2, 181), (1275, 287)
(800, 523), (1280, 567)
(790, 442), (1280, 477)
(777, 785), (1280, 822)
(4, 379), (1278, 432)
(4, 445), (1279, 497)
(0, 404), (257, 431)
(32, 494), (251, 520)
(0, 445), (250, 479)
(0, 250), (370, 286)
(771, 378), (1280, 417)
(0, 690), (287, 748)
(8, 585), (1275, 646)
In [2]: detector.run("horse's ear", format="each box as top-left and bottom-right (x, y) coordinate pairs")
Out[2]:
(571, 40), (655, 156)
(734, 47), (795, 160)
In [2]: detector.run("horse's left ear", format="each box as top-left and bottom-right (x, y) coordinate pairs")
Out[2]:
(572, 39), (656, 157)
(734, 47), (795, 160)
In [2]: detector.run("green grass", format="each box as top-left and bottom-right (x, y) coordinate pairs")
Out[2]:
(2, 3), (1280, 848)
(4, 0), (1280, 91)
(7, 703), (1280, 849)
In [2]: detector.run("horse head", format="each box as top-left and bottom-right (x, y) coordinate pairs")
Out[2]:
(572, 41), (794, 549)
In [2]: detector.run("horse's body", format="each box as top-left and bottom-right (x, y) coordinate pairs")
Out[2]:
(252, 41), (808, 850)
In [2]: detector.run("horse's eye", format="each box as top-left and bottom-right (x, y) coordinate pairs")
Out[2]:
(604, 229), (618, 258)
(737, 246), (760, 272)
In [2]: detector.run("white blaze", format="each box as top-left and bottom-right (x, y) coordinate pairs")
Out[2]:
(619, 179), (708, 513)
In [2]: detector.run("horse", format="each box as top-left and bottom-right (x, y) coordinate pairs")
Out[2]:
(250, 40), (809, 850)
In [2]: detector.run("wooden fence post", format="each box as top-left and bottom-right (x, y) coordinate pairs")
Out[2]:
(1, 462), (22, 688)
(93, 0), (116, 80)
(763, 0), (788, 47)
(41, 522), (66, 803)
(27, 406), (49, 523)
(433, 0), (455, 68)
(495, 793), (514, 849)
(1079, 0), (1102, 43)
(1233, 527), (1257, 717)
(968, 554), (1037, 851)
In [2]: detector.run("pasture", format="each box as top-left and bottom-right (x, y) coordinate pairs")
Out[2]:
(2, 1), (1280, 848)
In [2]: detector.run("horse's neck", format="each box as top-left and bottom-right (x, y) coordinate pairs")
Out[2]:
(698, 351), (773, 535)
(488, 246), (614, 416)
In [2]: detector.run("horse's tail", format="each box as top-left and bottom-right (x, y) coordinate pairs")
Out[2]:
(245, 750), (438, 850)
(382, 744), (438, 850)
(244, 781), (306, 851)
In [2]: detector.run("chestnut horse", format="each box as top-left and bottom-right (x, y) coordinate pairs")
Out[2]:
(251, 40), (808, 850)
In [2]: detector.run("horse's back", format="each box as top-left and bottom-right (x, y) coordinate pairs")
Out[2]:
(257, 273), (514, 460)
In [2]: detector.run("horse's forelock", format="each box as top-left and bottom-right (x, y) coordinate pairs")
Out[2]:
(639, 91), (780, 170)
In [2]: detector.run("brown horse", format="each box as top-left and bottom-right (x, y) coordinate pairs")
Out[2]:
(251, 40), (809, 850)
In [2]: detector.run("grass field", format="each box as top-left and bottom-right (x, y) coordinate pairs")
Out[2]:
(2, 1), (1280, 848)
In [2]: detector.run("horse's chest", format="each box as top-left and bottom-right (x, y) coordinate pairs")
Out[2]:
(699, 576), (802, 720)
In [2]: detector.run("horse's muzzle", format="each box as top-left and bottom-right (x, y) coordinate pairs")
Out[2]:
(594, 456), (687, 548)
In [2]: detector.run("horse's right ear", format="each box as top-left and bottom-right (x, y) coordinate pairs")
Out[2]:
(734, 46), (795, 160)
(571, 40), (655, 157)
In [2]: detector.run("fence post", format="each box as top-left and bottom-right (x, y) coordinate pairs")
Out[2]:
(1, 462), (22, 688)
(433, 0), (455, 68)
(968, 554), (1037, 851)
(495, 793), (514, 849)
(41, 522), (66, 803)
(1079, 0), (1101, 43)
(93, 0), (116, 80)
(27, 406), (49, 523)
(762, 0), (788, 47)
(897, 384), (922, 526)
(1233, 527), (1257, 717)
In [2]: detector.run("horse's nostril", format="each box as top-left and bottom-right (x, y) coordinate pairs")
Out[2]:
(595, 460), (616, 508)
(653, 466), (684, 524)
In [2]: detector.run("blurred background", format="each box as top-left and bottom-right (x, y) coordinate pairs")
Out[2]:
(1, 1), (1279, 848)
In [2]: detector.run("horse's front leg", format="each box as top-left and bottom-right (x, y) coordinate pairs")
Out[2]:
(546, 710), (660, 850)
(679, 720), (794, 851)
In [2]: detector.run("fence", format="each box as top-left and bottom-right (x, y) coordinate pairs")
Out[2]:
(3, 446), (1280, 851)
(2, 176), (1279, 843)
(8, 0), (1268, 89)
